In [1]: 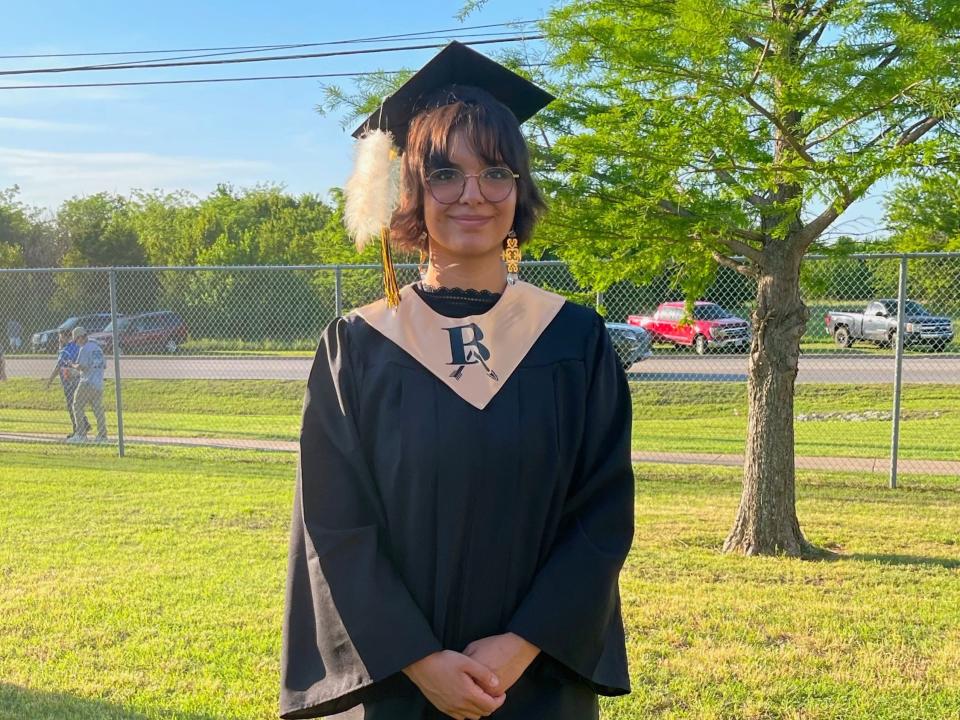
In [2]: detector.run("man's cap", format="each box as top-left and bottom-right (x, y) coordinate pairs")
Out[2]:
(72, 326), (87, 340)
(351, 41), (554, 151)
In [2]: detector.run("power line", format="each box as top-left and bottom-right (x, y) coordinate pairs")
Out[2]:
(0, 20), (540, 60)
(0, 63), (550, 91)
(0, 70), (402, 91)
(84, 31), (540, 71)
(0, 35), (544, 77)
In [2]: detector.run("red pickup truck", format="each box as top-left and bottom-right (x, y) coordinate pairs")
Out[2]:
(628, 301), (751, 354)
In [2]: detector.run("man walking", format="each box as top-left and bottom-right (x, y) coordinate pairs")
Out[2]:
(68, 326), (108, 443)
(46, 328), (90, 440)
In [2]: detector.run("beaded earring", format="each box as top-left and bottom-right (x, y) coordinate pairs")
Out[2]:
(502, 230), (521, 285)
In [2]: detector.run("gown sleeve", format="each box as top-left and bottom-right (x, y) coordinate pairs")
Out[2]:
(506, 314), (634, 696)
(280, 317), (442, 719)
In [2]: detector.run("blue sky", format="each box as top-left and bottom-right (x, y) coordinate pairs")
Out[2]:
(0, 1), (549, 211)
(0, 0), (885, 235)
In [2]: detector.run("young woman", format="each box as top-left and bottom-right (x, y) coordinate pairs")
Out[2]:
(281, 43), (634, 720)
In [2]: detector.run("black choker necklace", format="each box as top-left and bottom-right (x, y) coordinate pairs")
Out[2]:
(418, 283), (502, 299)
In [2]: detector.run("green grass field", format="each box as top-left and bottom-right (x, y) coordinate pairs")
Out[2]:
(0, 443), (957, 719)
(2, 378), (958, 462)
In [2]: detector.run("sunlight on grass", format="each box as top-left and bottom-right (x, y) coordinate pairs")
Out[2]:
(1, 446), (958, 718)
(2, 380), (958, 462)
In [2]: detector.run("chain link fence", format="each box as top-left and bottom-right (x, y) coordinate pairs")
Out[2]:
(1, 255), (958, 482)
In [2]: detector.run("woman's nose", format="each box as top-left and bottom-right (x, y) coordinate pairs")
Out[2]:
(459, 174), (484, 204)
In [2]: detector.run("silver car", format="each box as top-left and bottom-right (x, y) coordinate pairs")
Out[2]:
(605, 322), (653, 370)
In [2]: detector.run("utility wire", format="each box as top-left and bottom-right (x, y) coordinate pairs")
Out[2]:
(0, 20), (540, 60)
(0, 62), (550, 91)
(0, 35), (544, 77)
(0, 70), (401, 91)
(84, 31), (540, 70)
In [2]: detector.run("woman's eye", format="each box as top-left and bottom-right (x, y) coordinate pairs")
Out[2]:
(431, 169), (460, 183)
(484, 168), (512, 180)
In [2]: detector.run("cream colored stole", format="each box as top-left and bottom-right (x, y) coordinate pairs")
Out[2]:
(353, 281), (566, 410)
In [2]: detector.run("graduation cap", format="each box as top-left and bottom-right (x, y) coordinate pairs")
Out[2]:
(343, 41), (553, 308)
(352, 40), (555, 151)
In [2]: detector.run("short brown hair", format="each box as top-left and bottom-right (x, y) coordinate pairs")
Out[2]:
(390, 86), (546, 252)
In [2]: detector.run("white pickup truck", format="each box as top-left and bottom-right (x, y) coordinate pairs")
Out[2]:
(824, 299), (954, 351)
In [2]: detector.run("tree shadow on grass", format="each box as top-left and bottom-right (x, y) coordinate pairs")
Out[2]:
(0, 683), (229, 720)
(837, 553), (960, 570)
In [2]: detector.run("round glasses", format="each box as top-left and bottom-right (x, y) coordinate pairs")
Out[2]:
(425, 167), (519, 204)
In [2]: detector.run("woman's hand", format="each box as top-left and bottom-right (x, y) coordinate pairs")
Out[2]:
(403, 649), (505, 719)
(462, 633), (540, 695)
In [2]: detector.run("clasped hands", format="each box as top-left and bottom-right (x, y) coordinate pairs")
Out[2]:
(403, 632), (540, 720)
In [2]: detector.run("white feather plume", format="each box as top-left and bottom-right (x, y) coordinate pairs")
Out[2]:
(343, 129), (400, 251)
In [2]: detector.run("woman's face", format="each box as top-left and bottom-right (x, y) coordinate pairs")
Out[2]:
(422, 132), (516, 261)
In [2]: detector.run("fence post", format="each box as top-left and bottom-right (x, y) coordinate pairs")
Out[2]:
(889, 256), (907, 489)
(334, 266), (343, 318)
(595, 290), (604, 314)
(108, 269), (126, 458)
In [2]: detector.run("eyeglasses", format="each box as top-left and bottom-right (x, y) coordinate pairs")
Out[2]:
(425, 167), (519, 204)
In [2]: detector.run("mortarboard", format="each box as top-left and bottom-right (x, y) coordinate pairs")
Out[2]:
(351, 40), (554, 151)
(343, 41), (553, 308)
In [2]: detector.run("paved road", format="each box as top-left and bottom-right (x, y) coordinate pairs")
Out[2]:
(6, 352), (960, 383)
(629, 353), (960, 384)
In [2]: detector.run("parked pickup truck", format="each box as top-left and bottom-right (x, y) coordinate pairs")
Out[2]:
(825, 299), (954, 351)
(628, 301), (751, 355)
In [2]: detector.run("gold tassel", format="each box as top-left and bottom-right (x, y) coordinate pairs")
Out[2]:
(380, 226), (401, 308)
(380, 146), (402, 308)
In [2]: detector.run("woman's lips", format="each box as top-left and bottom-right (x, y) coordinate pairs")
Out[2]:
(449, 215), (494, 227)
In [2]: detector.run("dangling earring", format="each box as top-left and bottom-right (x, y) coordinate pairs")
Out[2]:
(502, 230), (521, 285)
(418, 232), (429, 281)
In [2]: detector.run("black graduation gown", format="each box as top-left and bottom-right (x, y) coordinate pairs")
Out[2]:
(280, 287), (634, 719)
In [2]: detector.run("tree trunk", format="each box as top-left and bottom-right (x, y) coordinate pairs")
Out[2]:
(724, 244), (815, 557)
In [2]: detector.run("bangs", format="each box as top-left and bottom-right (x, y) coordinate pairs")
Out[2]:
(415, 102), (514, 172)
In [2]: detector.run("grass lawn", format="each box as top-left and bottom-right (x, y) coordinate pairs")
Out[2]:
(2, 379), (958, 462)
(0, 444), (957, 719)
(631, 383), (960, 462)
(0, 379), (302, 443)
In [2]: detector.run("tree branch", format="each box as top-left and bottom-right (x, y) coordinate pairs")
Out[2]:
(718, 234), (766, 263)
(860, 123), (900, 153)
(800, 21), (827, 58)
(539, 127), (553, 151)
(745, 39), (772, 95)
(805, 80), (922, 150)
(797, 0), (839, 40)
(712, 250), (760, 278)
(805, 47), (904, 138)
(741, 92), (818, 164)
(657, 198), (696, 218)
(709, 159), (771, 207)
(738, 35), (766, 51)
(657, 199), (766, 262)
(794, 175), (876, 252)
(897, 116), (941, 146)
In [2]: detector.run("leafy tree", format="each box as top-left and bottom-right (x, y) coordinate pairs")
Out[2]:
(57, 193), (145, 268)
(52, 193), (152, 316)
(535, 0), (960, 555)
(881, 172), (960, 303)
(885, 172), (960, 252)
(0, 186), (59, 268)
(126, 185), (384, 340)
(0, 188), (30, 269)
